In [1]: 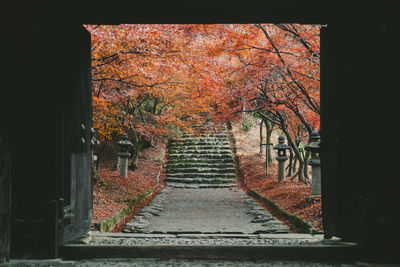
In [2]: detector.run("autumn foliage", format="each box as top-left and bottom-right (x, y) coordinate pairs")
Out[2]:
(87, 24), (321, 230)
(86, 24), (222, 145)
(85, 23), (320, 180)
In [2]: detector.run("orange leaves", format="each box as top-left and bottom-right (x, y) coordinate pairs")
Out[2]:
(86, 24), (320, 145)
(212, 24), (320, 135)
(92, 96), (126, 144)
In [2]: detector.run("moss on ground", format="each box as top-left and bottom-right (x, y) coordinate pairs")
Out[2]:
(99, 187), (155, 232)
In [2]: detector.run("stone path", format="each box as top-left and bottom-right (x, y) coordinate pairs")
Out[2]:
(122, 127), (289, 235)
(122, 187), (289, 234)
(8, 127), (366, 266)
(57, 127), (361, 264)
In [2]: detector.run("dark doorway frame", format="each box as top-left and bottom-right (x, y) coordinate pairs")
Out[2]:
(2, 1), (399, 263)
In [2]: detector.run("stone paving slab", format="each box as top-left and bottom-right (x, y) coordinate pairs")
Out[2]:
(122, 187), (289, 234)
(167, 183), (237, 189)
(90, 237), (324, 246)
(10, 258), (367, 266)
(89, 232), (321, 240)
(87, 232), (326, 246)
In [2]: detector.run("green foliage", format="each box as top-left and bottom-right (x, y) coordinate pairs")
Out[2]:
(168, 126), (184, 139)
(240, 116), (253, 132)
(99, 187), (155, 232)
(252, 112), (263, 119)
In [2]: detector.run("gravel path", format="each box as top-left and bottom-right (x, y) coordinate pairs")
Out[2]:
(122, 187), (289, 234)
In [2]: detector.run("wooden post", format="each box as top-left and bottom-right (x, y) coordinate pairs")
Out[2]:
(0, 130), (11, 266)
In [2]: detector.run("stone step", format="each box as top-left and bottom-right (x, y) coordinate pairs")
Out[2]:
(166, 183), (237, 189)
(167, 173), (236, 179)
(172, 139), (229, 144)
(167, 158), (234, 164)
(167, 162), (235, 169)
(180, 136), (228, 140)
(182, 134), (228, 138)
(168, 149), (232, 155)
(167, 167), (236, 174)
(173, 136), (228, 140)
(175, 137), (228, 141)
(166, 177), (237, 184)
(169, 150), (232, 156)
(62, 237), (359, 261)
(171, 141), (230, 146)
(189, 126), (226, 131)
(168, 153), (233, 160)
(166, 129), (235, 187)
(169, 145), (231, 150)
(186, 128), (226, 133)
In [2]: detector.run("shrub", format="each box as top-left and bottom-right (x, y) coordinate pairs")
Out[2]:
(241, 116), (253, 132)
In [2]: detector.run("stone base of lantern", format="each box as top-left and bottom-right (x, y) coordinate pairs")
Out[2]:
(276, 155), (288, 181)
(118, 152), (130, 178)
(309, 158), (321, 196)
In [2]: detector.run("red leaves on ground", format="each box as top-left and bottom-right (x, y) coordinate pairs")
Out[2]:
(239, 154), (323, 231)
(92, 142), (165, 225)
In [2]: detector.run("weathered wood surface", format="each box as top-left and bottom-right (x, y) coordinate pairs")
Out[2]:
(0, 130), (11, 265)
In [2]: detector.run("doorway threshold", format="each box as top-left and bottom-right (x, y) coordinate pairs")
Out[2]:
(60, 232), (359, 261)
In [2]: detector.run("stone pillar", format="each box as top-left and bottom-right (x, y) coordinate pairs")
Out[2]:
(117, 134), (133, 178)
(309, 157), (321, 195)
(305, 131), (321, 196)
(276, 154), (288, 181)
(274, 136), (290, 181)
(118, 152), (129, 177)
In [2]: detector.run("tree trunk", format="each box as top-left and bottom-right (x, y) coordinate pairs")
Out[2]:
(298, 156), (305, 182)
(265, 120), (273, 164)
(293, 155), (298, 174)
(303, 150), (311, 179)
(288, 148), (294, 176)
(281, 123), (305, 182)
(265, 143), (269, 175)
(128, 130), (140, 170)
(259, 119), (264, 154)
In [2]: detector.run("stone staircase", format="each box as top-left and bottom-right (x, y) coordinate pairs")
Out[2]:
(166, 128), (237, 188)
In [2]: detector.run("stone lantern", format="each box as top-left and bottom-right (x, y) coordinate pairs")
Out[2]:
(273, 135), (290, 181)
(117, 133), (133, 177)
(305, 131), (321, 195)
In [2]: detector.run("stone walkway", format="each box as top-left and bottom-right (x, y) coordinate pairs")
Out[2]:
(122, 187), (289, 234)
(122, 127), (289, 235)
(7, 128), (372, 265)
